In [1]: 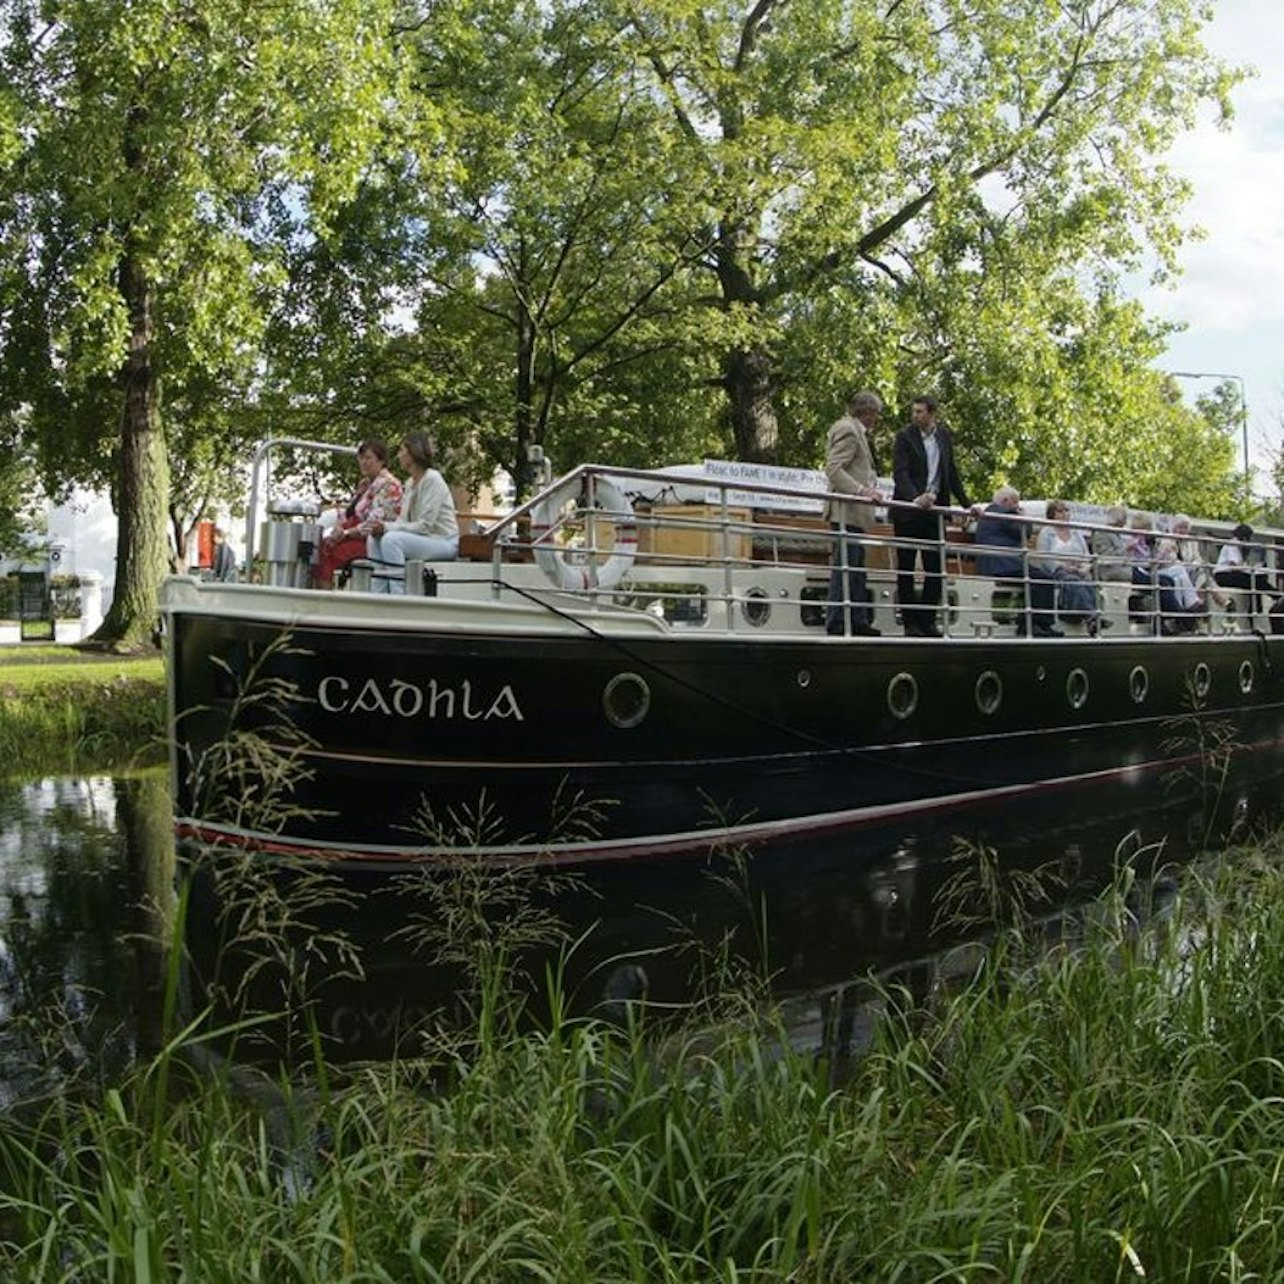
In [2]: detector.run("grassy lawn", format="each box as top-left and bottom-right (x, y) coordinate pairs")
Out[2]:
(0, 644), (166, 774)
(0, 652), (164, 690)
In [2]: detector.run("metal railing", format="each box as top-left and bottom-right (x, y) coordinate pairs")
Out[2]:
(481, 465), (1281, 638)
(245, 437), (359, 567)
(238, 447), (1282, 638)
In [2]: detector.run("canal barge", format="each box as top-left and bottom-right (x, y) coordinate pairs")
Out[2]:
(162, 443), (1284, 874)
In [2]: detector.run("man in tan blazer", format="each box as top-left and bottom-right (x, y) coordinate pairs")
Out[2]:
(823, 390), (884, 636)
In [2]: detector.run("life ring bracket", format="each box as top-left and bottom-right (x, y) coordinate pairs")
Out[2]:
(530, 476), (638, 592)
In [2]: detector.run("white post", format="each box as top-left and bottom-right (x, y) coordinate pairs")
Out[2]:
(78, 569), (104, 636)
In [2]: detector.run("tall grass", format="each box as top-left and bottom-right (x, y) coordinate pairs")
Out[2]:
(178, 632), (367, 1065)
(5, 834), (1284, 1279)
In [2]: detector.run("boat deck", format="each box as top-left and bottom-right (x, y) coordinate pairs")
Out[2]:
(225, 458), (1282, 644)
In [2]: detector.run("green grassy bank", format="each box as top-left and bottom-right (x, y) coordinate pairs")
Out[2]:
(4, 842), (1284, 1280)
(0, 644), (165, 776)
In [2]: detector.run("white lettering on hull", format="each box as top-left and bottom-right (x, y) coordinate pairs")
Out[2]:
(317, 675), (524, 721)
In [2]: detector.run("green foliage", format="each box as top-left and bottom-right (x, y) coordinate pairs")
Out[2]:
(0, 456), (43, 558)
(0, 0), (404, 639)
(603, 0), (1242, 477)
(0, 0), (1251, 537)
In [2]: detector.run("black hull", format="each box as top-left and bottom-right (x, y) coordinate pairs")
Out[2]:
(169, 605), (1284, 868)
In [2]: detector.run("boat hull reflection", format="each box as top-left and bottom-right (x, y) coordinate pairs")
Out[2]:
(181, 763), (1274, 1064)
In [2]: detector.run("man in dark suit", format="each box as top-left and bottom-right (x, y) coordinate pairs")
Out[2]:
(891, 395), (973, 637)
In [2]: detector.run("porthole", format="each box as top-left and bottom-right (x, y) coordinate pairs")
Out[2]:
(1129, 666), (1149, 705)
(887, 672), (919, 721)
(603, 672), (650, 729)
(797, 669), (812, 689)
(975, 670), (1003, 716)
(1066, 668), (1090, 710)
(1239, 661), (1254, 694)
(1192, 662), (1212, 699)
(741, 586), (771, 627)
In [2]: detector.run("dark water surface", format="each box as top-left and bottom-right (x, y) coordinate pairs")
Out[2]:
(0, 775), (172, 1112)
(0, 767), (1230, 1090)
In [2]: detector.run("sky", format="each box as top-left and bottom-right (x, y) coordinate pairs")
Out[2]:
(1143, 0), (1284, 493)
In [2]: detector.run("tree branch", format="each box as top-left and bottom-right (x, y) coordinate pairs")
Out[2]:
(735, 0), (784, 74)
(623, 5), (701, 143)
(789, 21), (1092, 293)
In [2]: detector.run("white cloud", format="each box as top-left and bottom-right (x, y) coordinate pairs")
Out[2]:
(1149, 7), (1284, 331)
(1143, 0), (1284, 472)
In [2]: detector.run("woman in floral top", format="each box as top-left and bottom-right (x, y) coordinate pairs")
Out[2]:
(314, 438), (403, 588)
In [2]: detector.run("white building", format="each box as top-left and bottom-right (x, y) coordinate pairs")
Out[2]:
(0, 488), (114, 641)
(46, 487), (118, 612)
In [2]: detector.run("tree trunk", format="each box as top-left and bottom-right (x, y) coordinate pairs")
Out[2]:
(512, 240), (537, 497)
(90, 249), (170, 651)
(723, 344), (780, 463)
(715, 212), (780, 463)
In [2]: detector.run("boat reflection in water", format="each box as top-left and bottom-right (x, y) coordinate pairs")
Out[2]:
(0, 772), (1263, 1080)
(180, 753), (1261, 1065)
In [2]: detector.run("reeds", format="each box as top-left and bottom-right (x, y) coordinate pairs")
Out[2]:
(6, 836), (1284, 1279)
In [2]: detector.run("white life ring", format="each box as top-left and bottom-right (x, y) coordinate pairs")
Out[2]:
(531, 476), (638, 591)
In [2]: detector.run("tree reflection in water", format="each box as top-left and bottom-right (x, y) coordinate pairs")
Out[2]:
(0, 774), (172, 1114)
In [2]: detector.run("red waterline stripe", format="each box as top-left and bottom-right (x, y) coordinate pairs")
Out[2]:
(173, 749), (1206, 869)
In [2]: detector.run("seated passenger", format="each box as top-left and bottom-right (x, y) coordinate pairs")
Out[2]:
(363, 430), (459, 594)
(1155, 529), (1204, 632)
(1214, 522), (1272, 616)
(1090, 504), (1132, 582)
(1169, 514), (1223, 606)
(1036, 500), (1103, 635)
(315, 437), (403, 588)
(1127, 513), (1202, 631)
(973, 485), (1059, 636)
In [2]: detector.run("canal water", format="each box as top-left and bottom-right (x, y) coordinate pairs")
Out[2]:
(0, 767), (1228, 1088)
(0, 775), (172, 1112)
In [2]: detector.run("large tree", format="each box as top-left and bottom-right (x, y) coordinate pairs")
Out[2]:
(0, 0), (399, 647)
(264, 0), (718, 498)
(612, 0), (1240, 465)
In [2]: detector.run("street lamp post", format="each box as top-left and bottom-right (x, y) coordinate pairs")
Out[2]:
(1171, 370), (1250, 490)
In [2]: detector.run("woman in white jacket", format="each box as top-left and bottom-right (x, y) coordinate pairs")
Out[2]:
(362, 430), (459, 593)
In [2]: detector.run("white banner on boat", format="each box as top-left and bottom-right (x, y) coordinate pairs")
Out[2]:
(701, 459), (828, 512)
